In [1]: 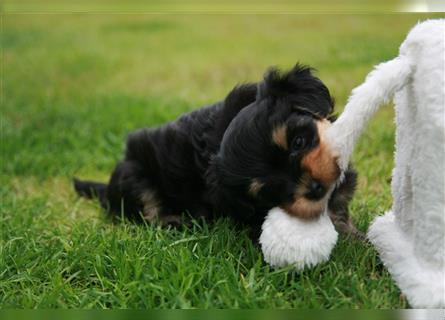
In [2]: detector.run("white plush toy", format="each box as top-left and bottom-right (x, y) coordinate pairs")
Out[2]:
(260, 207), (338, 269)
(260, 20), (445, 307)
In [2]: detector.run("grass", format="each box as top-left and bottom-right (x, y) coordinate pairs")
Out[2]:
(1, 10), (440, 308)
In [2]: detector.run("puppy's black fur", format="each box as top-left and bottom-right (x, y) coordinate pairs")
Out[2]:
(75, 64), (359, 237)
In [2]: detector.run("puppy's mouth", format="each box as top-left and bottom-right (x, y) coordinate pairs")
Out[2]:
(304, 179), (328, 201)
(281, 177), (334, 220)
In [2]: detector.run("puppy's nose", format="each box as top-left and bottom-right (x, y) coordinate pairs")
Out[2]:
(305, 180), (327, 201)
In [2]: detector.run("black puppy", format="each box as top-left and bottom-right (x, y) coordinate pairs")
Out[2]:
(75, 64), (360, 238)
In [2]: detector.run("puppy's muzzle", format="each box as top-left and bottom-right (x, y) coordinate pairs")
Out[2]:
(305, 179), (327, 201)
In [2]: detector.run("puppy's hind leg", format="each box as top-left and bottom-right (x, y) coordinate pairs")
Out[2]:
(105, 161), (158, 222)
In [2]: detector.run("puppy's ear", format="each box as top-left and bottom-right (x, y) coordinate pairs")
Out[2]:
(214, 189), (257, 222)
(206, 156), (256, 222)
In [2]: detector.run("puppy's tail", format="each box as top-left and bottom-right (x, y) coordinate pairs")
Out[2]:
(73, 178), (108, 208)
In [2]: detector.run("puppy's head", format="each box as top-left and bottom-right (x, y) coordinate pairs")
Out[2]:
(212, 64), (339, 220)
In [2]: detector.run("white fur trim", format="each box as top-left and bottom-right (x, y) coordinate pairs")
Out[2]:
(368, 211), (445, 308)
(259, 207), (338, 270)
(326, 56), (413, 172)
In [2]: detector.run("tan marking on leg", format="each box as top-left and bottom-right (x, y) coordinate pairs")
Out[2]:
(160, 214), (182, 227)
(140, 190), (162, 222)
(248, 179), (264, 197)
(271, 124), (288, 150)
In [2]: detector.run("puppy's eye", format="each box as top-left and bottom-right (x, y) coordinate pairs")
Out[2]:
(292, 136), (307, 151)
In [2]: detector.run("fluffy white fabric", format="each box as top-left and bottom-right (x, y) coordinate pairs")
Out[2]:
(325, 55), (412, 173)
(326, 19), (445, 308)
(368, 212), (445, 308)
(260, 207), (338, 269)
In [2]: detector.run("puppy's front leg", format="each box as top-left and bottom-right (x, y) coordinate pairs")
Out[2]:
(328, 167), (365, 240)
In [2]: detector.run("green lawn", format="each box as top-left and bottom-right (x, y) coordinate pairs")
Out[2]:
(1, 11), (439, 308)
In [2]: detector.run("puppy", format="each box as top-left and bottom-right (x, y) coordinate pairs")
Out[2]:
(74, 64), (360, 238)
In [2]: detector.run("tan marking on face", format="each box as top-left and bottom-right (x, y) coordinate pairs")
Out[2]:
(274, 120), (340, 220)
(271, 124), (288, 150)
(301, 120), (339, 186)
(248, 179), (264, 197)
(140, 190), (162, 222)
(280, 119), (340, 221)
